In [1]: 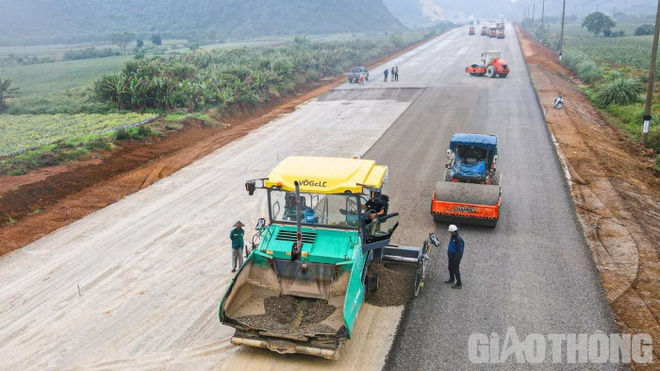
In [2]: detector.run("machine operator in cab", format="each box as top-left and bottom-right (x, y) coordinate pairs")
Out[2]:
(363, 192), (386, 218)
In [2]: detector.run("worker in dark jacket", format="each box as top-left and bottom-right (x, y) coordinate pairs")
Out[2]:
(230, 221), (245, 272)
(445, 224), (464, 289)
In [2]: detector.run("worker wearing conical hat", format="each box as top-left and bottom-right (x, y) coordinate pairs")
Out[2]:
(230, 221), (245, 273)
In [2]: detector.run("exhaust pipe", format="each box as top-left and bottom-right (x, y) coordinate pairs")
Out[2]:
(294, 181), (302, 257)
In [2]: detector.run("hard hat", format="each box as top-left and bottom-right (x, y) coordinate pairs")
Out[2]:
(448, 224), (458, 232)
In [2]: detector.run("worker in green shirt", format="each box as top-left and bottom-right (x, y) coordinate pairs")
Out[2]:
(230, 221), (245, 272)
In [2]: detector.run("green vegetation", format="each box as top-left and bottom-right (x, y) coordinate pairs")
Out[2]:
(151, 34), (162, 46)
(165, 112), (211, 124)
(95, 34), (432, 112)
(0, 55), (132, 114)
(594, 77), (644, 107)
(114, 125), (162, 140)
(110, 32), (135, 54)
(635, 24), (655, 36)
(0, 78), (19, 112)
(561, 35), (657, 72)
(581, 12), (616, 37)
(525, 15), (659, 169)
(0, 113), (156, 156)
(63, 48), (120, 61)
(0, 121), (167, 175)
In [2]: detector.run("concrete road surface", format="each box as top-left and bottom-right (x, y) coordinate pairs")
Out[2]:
(0, 24), (619, 370)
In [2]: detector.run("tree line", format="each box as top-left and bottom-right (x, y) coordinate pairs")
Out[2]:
(94, 36), (417, 112)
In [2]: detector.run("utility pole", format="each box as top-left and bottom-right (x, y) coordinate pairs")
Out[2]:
(624, 0), (628, 15)
(527, 5), (530, 20)
(541, 0), (546, 26)
(559, 0), (566, 61)
(533, 3), (536, 23)
(641, 0), (660, 146)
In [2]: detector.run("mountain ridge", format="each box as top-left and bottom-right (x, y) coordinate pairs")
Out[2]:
(0, 0), (405, 46)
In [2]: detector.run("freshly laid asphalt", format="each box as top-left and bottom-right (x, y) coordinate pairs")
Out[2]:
(357, 25), (621, 370)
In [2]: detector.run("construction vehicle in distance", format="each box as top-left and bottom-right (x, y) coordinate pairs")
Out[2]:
(465, 51), (509, 78)
(431, 134), (501, 227)
(481, 26), (488, 36)
(469, 26), (475, 35)
(347, 67), (369, 84)
(219, 156), (438, 360)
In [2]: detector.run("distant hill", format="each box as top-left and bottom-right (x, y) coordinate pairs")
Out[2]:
(0, 0), (404, 46)
(383, 0), (447, 28)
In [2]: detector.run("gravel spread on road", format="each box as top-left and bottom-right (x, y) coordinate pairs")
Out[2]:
(366, 263), (416, 307)
(237, 295), (337, 336)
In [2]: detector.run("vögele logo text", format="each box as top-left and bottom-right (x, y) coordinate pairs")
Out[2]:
(298, 179), (328, 187)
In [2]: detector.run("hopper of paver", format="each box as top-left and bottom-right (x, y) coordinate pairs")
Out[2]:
(221, 252), (351, 359)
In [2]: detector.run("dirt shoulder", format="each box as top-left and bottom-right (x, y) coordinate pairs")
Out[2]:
(516, 25), (659, 367)
(0, 33), (445, 257)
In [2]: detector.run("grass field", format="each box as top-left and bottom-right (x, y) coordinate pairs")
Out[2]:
(549, 22), (656, 71)
(0, 55), (132, 114)
(0, 113), (156, 156)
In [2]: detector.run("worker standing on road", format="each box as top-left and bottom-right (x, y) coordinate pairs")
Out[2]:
(391, 67), (395, 81)
(230, 221), (245, 273)
(383, 68), (389, 82)
(445, 224), (464, 289)
(394, 66), (399, 81)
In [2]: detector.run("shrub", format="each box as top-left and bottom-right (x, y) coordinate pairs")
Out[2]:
(594, 77), (644, 107)
(561, 51), (586, 71)
(575, 60), (603, 83)
(9, 168), (26, 176)
(137, 125), (154, 137)
(603, 69), (624, 81)
(57, 147), (89, 161)
(63, 47), (120, 61)
(84, 137), (113, 151)
(35, 152), (60, 167)
(114, 128), (131, 140)
(648, 130), (660, 153)
(635, 24), (654, 36)
(165, 123), (184, 130)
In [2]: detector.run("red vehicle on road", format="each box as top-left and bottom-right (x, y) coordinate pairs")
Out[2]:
(469, 27), (475, 35)
(481, 26), (488, 36)
(497, 30), (505, 39)
(465, 51), (509, 78)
